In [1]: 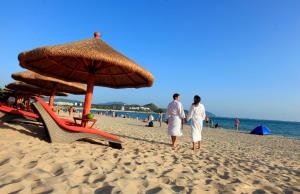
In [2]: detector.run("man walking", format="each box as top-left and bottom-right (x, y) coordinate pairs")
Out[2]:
(166, 93), (186, 150)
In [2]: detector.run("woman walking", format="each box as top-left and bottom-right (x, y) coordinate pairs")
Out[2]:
(187, 95), (206, 150)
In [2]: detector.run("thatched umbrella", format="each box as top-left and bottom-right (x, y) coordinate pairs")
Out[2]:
(6, 82), (68, 99)
(3, 88), (43, 98)
(2, 88), (44, 109)
(18, 32), (154, 124)
(12, 71), (86, 108)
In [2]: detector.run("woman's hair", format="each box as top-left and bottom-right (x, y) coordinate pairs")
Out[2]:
(193, 95), (201, 106)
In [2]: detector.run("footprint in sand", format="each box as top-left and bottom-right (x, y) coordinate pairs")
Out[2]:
(94, 185), (114, 194)
(50, 165), (65, 176)
(0, 182), (24, 194)
(73, 168), (93, 177)
(0, 158), (10, 166)
(205, 178), (213, 185)
(88, 161), (98, 170)
(171, 185), (185, 193)
(31, 183), (54, 194)
(145, 187), (163, 194)
(160, 177), (172, 184)
(150, 186), (176, 193)
(89, 174), (106, 184)
(218, 171), (230, 180)
(24, 160), (38, 169)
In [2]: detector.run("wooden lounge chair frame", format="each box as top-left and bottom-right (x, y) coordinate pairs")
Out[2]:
(32, 98), (122, 149)
(0, 104), (39, 123)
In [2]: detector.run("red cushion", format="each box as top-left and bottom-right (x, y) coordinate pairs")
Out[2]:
(0, 105), (39, 119)
(35, 98), (120, 141)
(60, 118), (76, 125)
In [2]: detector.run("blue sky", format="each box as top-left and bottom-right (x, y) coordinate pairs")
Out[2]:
(0, 0), (299, 121)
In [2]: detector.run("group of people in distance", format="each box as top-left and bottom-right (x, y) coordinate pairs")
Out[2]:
(165, 93), (206, 150)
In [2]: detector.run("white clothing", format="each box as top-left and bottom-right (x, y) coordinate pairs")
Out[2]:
(187, 103), (206, 142)
(166, 100), (186, 136)
(7, 96), (15, 106)
(148, 114), (154, 121)
(8, 96), (15, 103)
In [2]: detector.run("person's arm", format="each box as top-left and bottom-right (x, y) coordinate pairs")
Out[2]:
(179, 103), (186, 119)
(178, 103), (185, 129)
(186, 105), (194, 121)
(202, 105), (206, 120)
(165, 105), (170, 124)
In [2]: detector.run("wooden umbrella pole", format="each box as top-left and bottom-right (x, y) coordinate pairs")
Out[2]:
(82, 76), (95, 121)
(49, 89), (56, 108)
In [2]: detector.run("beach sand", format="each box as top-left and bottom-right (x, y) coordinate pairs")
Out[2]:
(0, 114), (299, 194)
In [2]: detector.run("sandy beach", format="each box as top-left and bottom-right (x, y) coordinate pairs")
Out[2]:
(0, 114), (299, 194)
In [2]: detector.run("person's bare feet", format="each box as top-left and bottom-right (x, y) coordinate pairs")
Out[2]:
(171, 144), (176, 150)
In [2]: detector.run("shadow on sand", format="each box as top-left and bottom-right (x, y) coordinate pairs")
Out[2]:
(110, 132), (170, 146)
(0, 122), (48, 141)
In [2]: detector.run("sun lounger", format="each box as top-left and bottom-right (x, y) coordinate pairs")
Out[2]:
(0, 104), (39, 122)
(32, 98), (122, 148)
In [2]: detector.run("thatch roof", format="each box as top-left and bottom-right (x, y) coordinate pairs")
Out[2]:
(3, 88), (43, 98)
(18, 32), (154, 88)
(6, 82), (68, 97)
(12, 71), (86, 94)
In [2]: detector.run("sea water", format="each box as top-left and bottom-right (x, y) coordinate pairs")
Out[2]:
(88, 110), (300, 139)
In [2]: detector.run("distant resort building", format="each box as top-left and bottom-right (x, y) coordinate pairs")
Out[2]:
(54, 101), (83, 106)
(128, 106), (151, 111)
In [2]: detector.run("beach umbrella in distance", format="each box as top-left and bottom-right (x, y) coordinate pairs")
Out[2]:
(12, 71), (86, 108)
(18, 32), (154, 126)
(3, 88), (45, 110)
(250, 126), (271, 135)
(6, 82), (68, 99)
(3, 88), (44, 98)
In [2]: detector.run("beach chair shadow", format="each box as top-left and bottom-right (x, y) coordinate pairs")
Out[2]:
(32, 98), (122, 149)
(110, 133), (169, 146)
(0, 122), (48, 141)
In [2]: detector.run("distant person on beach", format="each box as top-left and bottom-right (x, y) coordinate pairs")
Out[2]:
(68, 107), (73, 116)
(210, 119), (214, 128)
(148, 114), (154, 122)
(214, 122), (219, 128)
(235, 118), (240, 131)
(166, 93), (186, 150)
(147, 114), (154, 127)
(159, 112), (163, 127)
(205, 116), (209, 127)
(7, 96), (15, 107)
(186, 95), (206, 150)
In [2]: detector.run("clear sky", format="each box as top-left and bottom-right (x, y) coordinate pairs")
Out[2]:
(0, 0), (299, 121)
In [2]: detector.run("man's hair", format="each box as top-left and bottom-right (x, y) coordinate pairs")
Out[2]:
(173, 93), (180, 100)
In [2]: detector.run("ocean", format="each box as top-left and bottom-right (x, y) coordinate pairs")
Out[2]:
(88, 109), (300, 140)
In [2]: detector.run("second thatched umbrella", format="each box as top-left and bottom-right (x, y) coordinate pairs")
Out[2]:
(12, 71), (86, 108)
(18, 32), (154, 126)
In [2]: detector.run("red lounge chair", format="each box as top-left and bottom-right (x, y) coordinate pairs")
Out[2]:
(32, 98), (122, 148)
(0, 104), (39, 122)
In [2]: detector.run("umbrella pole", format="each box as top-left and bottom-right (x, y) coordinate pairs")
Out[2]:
(82, 76), (95, 127)
(49, 89), (56, 109)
